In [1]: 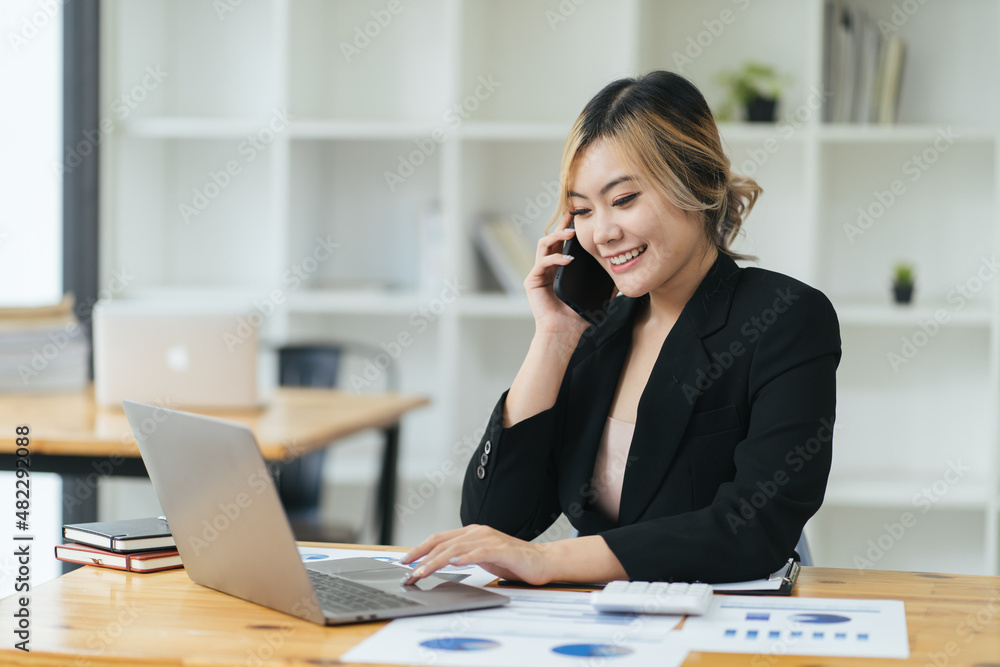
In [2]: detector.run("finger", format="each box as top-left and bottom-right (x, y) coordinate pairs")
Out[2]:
(554, 209), (574, 232)
(524, 254), (574, 292)
(404, 538), (496, 584)
(535, 226), (576, 262)
(528, 252), (573, 275)
(400, 527), (471, 565)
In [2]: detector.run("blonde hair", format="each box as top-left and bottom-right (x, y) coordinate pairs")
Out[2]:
(547, 70), (761, 260)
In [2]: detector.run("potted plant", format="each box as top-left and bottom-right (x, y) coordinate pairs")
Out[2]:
(715, 62), (791, 122)
(892, 262), (915, 304)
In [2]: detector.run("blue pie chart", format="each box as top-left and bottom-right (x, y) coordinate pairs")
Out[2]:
(300, 553), (328, 561)
(790, 613), (852, 624)
(419, 637), (500, 651)
(552, 644), (633, 658)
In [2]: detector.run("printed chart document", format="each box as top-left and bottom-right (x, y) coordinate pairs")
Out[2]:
(343, 588), (688, 667)
(296, 546), (498, 587)
(679, 596), (909, 659)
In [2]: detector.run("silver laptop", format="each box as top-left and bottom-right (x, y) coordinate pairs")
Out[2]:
(94, 301), (264, 410)
(123, 400), (508, 625)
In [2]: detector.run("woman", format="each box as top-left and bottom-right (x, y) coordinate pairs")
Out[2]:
(402, 70), (840, 585)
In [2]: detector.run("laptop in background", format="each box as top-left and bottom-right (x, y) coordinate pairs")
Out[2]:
(122, 400), (508, 625)
(94, 301), (267, 409)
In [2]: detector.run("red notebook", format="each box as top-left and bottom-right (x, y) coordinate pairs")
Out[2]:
(55, 543), (183, 573)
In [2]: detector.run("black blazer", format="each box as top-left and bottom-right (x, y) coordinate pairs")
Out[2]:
(461, 252), (841, 583)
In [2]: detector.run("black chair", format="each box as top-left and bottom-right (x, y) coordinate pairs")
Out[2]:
(276, 345), (358, 543)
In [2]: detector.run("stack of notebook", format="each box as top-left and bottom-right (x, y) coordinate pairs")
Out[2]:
(55, 517), (182, 573)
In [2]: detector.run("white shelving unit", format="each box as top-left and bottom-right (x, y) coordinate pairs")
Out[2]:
(100, 0), (1000, 571)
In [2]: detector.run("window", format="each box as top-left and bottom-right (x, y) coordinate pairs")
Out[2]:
(0, 0), (64, 306)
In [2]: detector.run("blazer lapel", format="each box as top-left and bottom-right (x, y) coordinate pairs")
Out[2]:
(559, 298), (637, 516)
(617, 253), (740, 525)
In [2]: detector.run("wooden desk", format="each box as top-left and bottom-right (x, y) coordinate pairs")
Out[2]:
(0, 388), (429, 544)
(0, 543), (998, 666)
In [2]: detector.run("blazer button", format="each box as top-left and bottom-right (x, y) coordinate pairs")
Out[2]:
(480, 453), (489, 466)
(484, 440), (491, 455)
(476, 465), (486, 479)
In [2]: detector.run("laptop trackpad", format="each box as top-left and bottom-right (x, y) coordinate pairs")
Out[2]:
(340, 567), (450, 591)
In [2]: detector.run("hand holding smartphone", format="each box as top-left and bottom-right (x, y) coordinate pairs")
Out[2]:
(553, 223), (617, 327)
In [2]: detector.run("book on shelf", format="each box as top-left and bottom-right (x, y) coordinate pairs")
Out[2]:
(62, 517), (174, 553)
(474, 218), (536, 295)
(0, 294), (89, 392)
(875, 36), (906, 125)
(824, 1), (906, 125)
(55, 543), (183, 573)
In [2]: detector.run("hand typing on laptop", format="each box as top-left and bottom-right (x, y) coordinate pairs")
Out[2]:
(400, 524), (625, 586)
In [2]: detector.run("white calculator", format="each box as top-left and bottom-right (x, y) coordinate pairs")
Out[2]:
(590, 580), (714, 615)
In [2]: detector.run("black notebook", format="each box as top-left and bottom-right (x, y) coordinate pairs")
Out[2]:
(62, 517), (174, 553)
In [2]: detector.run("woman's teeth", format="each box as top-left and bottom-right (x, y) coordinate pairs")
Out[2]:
(610, 245), (647, 266)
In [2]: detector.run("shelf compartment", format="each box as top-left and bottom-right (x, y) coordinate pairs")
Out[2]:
(288, 139), (441, 293)
(112, 136), (276, 291)
(457, 140), (562, 293)
(815, 141), (996, 301)
(108, 0), (280, 119)
(638, 0), (816, 123)
(288, 0), (450, 122)
(458, 0), (636, 123)
(858, 0), (999, 127)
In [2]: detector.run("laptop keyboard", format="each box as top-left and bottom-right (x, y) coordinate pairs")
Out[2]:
(306, 569), (423, 615)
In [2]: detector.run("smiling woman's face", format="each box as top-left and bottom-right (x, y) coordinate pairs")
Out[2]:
(567, 139), (710, 300)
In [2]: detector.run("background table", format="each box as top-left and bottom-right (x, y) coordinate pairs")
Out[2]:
(0, 543), (997, 666)
(0, 388), (429, 545)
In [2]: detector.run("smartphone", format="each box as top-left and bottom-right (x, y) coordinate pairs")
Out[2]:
(553, 227), (617, 327)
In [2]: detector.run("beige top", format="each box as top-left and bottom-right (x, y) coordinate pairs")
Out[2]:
(591, 415), (636, 523)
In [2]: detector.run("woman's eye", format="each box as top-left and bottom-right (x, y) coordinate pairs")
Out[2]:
(613, 193), (639, 207)
(569, 208), (591, 217)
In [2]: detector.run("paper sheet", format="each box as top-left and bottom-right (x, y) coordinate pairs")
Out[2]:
(296, 546), (499, 587)
(710, 560), (791, 592)
(342, 588), (688, 667)
(678, 596), (909, 659)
